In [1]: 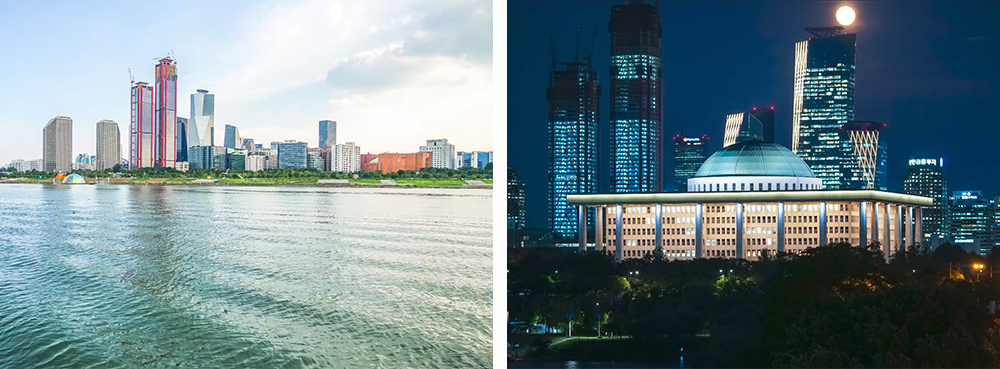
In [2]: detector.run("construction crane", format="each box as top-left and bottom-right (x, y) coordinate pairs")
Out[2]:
(128, 68), (134, 84)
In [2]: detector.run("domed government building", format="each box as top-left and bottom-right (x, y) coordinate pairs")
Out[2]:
(567, 139), (932, 262)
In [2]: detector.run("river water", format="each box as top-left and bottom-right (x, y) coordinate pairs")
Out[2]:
(0, 184), (492, 368)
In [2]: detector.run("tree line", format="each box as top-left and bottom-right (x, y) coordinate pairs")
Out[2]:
(508, 242), (1000, 367)
(2, 162), (492, 180)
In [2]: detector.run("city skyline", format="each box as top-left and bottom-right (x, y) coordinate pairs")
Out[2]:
(0, 0), (493, 166)
(509, 1), (1000, 230)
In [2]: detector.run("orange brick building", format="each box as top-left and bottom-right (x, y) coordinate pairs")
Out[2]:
(363, 152), (433, 173)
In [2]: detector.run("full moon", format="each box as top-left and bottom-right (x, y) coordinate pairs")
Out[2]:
(836, 6), (856, 26)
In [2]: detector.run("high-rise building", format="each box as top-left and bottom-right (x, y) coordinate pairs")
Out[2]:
(224, 125), (241, 149)
(792, 26), (856, 190)
(245, 154), (266, 172)
(307, 147), (325, 171)
(188, 146), (227, 170)
(242, 138), (255, 152)
(319, 120), (337, 148)
(43, 116), (73, 173)
(673, 135), (709, 192)
(176, 117), (188, 162)
(949, 191), (995, 255)
(547, 50), (600, 242)
(457, 150), (494, 169)
(189, 89), (215, 147)
(841, 121), (887, 190)
(331, 142), (361, 172)
(226, 148), (245, 171)
(277, 141), (308, 169)
(96, 119), (120, 171)
(420, 139), (455, 169)
(508, 166), (526, 230)
(154, 57), (178, 168)
(609, 0), (662, 193)
(130, 81), (155, 169)
(903, 157), (947, 244)
(724, 107), (774, 148)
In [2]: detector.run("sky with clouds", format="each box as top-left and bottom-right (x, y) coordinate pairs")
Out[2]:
(0, 0), (493, 165)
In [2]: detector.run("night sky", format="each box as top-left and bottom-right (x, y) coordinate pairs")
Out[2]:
(508, 1), (1000, 230)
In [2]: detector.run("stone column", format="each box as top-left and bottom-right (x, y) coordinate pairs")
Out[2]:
(915, 207), (922, 247)
(615, 204), (623, 263)
(872, 202), (880, 249)
(595, 206), (604, 252)
(736, 202), (744, 259)
(819, 201), (827, 246)
(695, 204), (703, 259)
(883, 203), (891, 260)
(907, 206), (914, 248)
(897, 205), (904, 252)
(859, 201), (868, 247)
(655, 204), (663, 256)
(578, 205), (587, 252)
(777, 202), (785, 253)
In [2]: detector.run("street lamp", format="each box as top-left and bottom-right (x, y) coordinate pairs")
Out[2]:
(596, 303), (601, 338)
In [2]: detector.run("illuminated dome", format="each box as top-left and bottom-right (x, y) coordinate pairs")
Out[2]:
(695, 140), (816, 178)
(61, 174), (86, 184)
(688, 140), (823, 192)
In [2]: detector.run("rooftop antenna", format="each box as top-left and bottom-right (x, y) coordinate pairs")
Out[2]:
(574, 29), (580, 63)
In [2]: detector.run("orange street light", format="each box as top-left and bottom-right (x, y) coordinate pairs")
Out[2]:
(974, 263), (985, 270)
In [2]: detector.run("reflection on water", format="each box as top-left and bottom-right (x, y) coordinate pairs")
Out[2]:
(0, 184), (492, 368)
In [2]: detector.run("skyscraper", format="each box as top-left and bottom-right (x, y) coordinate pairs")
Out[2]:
(277, 141), (308, 169)
(949, 191), (995, 255)
(673, 135), (709, 192)
(903, 157), (947, 244)
(224, 125), (241, 149)
(176, 117), (188, 162)
(319, 120), (337, 148)
(724, 107), (774, 148)
(547, 48), (600, 241)
(508, 166), (526, 230)
(96, 119), (120, 171)
(242, 138), (255, 152)
(189, 89), (215, 147)
(130, 81), (155, 169)
(792, 26), (856, 189)
(43, 116), (73, 172)
(609, 0), (662, 193)
(154, 57), (178, 168)
(419, 139), (456, 169)
(331, 142), (362, 172)
(841, 121), (887, 190)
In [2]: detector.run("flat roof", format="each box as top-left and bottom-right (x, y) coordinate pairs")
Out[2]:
(566, 190), (934, 207)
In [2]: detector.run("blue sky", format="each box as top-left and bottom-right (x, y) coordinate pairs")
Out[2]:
(0, 0), (493, 165)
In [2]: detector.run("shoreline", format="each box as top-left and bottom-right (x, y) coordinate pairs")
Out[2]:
(0, 180), (492, 190)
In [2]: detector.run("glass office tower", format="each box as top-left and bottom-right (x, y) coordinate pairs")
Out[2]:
(904, 157), (947, 243)
(609, 0), (662, 193)
(841, 121), (887, 190)
(792, 26), (856, 189)
(547, 49), (600, 242)
(673, 135), (709, 192)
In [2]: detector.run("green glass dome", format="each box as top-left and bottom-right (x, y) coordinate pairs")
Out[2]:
(694, 140), (816, 178)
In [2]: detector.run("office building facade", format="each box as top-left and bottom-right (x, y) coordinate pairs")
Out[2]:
(188, 146), (226, 171)
(189, 89), (215, 147)
(176, 117), (188, 162)
(509, 166), (526, 230)
(245, 154), (266, 171)
(43, 116), (73, 172)
(419, 139), (455, 169)
(277, 141), (308, 169)
(363, 152), (433, 174)
(319, 120), (337, 148)
(792, 26), (856, 190)
(96, 119), (120, 171)
(724, 108), (774, 148)
(154, 57), (177, 168)
(307, 148), (325, 171)
(609, 0), (662, 193)
(457, 151), (494, 169)
(223, 124), (241, 149)
(841, 121), (887, 190)
(548, 54), (600, 242)
(903, 157), (947, 244)
(130, 82), (155, 169)
(949, 191), (995, 255)
(673, 135), (709, 192)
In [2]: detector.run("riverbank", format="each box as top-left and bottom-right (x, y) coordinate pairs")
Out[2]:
(0, 178), (493, 189)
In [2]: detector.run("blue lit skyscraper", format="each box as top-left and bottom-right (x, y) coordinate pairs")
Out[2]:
(791, 26), (856, 189)
(609, 0), (662, 193)
(547, 41), (600, 242)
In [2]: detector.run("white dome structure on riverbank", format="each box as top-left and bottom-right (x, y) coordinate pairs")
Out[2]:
(61, 174), (86, 184)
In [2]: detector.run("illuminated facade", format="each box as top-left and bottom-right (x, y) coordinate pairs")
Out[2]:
(724, 108), (774, 148)
(841, 121), (887, 190)
(189, 89), (215, 147)
(568, 140), (931, 262)
(548, 55), (600, 242)
(154, 57), (178, 168)
(508, 167), (526, 230)
(130, 82), (155, 169)
(949, 191), (995, 255)
(903, 157), (947, 243)
(609, 0), (662, 193)
(792, 27), (856, 189)
(672, 135), (708, 192)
